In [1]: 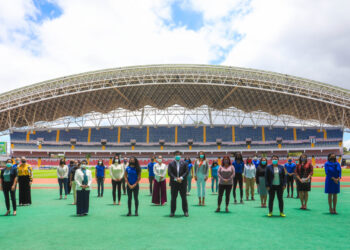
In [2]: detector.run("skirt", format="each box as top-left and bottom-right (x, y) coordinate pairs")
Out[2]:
(297, 179), (311, 192)
(258, 177), (267, 195)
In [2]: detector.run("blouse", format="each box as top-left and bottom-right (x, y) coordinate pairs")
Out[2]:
(218, 165), (235, 185)
(153, 163), (167, 182)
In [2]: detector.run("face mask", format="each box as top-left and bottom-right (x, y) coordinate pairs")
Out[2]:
(330, 157), (336, 162)
(272, 160), (278, 165)
(301, 158), (307, 163)
(199, 155), (204, 159)
(21, 160), (26, 163)
(123, 160), (127, 163)
(261, 161), (267, 165)
(98, 162), (102, 165)
(175, 155), (181, 161)
(288, 159), (292, 163)
(6, 163), (12, 168)
(157, 159), (162, 163)
(295, 161), (299, 164)
(81, 165), (86, 169)
(223, 160), (230, 165)
(253, 157), (257, 161)
(247, 159), (252, 164)
(16, 160), (20, 164)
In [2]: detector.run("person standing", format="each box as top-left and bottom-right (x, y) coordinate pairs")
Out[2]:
(152, 155), (167, 206)
(125, 157), (141, 216)
(0, 159), (18, 216)
(211, 161), (219, 194)
(75, 160), (92, 216)
(256, 158), (268, 208)
(168, 151), (189, 217)
(95, 160), (106, 197)
(57, 159), (69, 199)
(17, 157), (33, 206)
(122, 157), (128, 195)
(67, 160), (75, 194)
(215, 156), (235, 213)
(147, 157), (156, 195)
(110, 156), (125, 205)
(69, 161), (80, 205)
(284, 157), (296, 198)
(324, 153), (341, 214)
(266, 155), (286, 217)
(244, 157), (256, 201)
(232, 153), (244, 204)
(185, 157), (193, 195)
(194, 152), (209, 206)
(295, 154), (313, 210)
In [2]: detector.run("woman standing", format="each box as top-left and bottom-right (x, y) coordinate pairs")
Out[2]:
(0, 159), (18, 216)
(152, 155), (167, 205)
(194, 152), (209, 206)
(95, 160), (106, 197)
(125, 156), (141, 216)
(244, 157), (256, 201)
(256, 157), (268, 207)
(110, 156), (125, 205)
(57, 159), (69, 200)
(17, 157), (33, 206)
(266, 155), (286, 217)
(211, 161), (219, 194)
(215, 156), (235, 213)
(74, 160), (92, 216)
(69, 160), (80, 205)
(284, 157), (296, 198)
(325, 153), (341, 214)
(233, 153), (244, 204)
(185, 157), (193, 195)
(295, 154), (313, 210)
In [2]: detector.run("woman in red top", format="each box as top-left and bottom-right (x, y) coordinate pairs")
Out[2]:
(295, 154), (313, 210)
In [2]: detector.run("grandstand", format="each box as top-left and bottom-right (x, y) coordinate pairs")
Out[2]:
(10, 125), (343, 168)
(0, 64), (349, 167)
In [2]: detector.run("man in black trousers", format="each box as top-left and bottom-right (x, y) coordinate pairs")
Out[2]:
(168, 151), (189, 217)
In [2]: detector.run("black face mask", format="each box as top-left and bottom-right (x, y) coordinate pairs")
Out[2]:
(330, 157), (336, 162)
(301, 158), (307, 163)
(21, 160), (26, 163)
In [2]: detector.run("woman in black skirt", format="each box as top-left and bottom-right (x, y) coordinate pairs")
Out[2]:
(295, 154), (314, 210)
(17, 157), (33, 206)
(74, 160), (92, 216)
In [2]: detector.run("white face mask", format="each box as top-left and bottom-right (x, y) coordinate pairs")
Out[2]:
(81, 165), (87, 169)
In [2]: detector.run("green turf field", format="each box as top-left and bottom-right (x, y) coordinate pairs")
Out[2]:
(32, 168), (350, 178)
(0, 184), (349, 249)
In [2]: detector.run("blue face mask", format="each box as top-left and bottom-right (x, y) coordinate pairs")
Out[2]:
(261, 161), (267, 165)
(175, 155), (181, 161)
(6, 163), (12, 168)
(199, 155), (204, 159)
(288, 159), (292, 163)
(272, 160), (278, 165)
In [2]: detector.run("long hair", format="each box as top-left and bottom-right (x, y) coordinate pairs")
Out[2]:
(199, 151), (206, 160)
(222, 156), (231, 167)
(259, 157), (267, 167)
(112, 154), (121, 164)
(129, 156), (141, 171)
(98, 159), (104, 166)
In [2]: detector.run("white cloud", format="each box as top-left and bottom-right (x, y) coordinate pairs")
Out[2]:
(344, 139), (350, 151)
(0, 0), (349, 95)
(223, 0), (350, 89)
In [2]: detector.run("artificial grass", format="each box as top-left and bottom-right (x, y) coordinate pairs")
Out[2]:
(0, 186), (349, 249)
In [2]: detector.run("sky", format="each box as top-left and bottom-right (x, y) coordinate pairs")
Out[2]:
(0, 0), (349, 148)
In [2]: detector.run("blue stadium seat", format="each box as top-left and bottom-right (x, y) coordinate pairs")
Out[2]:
(177, 127), (203, 142)
(265, 127), (293, 141)
(235, 127), (262, 141)
(206, 126), (232, 142)
(120, 127), (147, 143)
(90, 128), (118, 143)
(149, 127), (175, 143)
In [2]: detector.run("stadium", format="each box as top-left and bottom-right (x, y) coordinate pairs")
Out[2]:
(3, 64), (348, 166)
(1, 64), (350, 249)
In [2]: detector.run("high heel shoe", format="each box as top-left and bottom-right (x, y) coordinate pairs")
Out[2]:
(4, 211), (10, 216)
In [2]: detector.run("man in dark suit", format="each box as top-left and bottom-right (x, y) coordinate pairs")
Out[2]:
(168, 151), (189, 217)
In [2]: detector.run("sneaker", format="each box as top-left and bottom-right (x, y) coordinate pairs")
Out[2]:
(240, 200), (244, 204)
(280, 213), (286, 217)
(268, 213), (272, 217)
(234, 200), (237, 204)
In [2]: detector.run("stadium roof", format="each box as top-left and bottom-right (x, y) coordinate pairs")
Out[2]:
(0, 64), (349, 132)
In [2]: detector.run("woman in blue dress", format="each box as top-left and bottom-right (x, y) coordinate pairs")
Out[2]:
(324, 153), (342, 214)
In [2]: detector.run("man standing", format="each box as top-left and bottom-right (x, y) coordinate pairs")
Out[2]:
(168, 151), (189, 217)
(147, 157), (156, 195)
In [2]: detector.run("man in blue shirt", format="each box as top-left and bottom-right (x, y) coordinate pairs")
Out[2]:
(148, 157), (156, 195)
(284, 157), (296, 198)
(252, 155), (260, 168)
